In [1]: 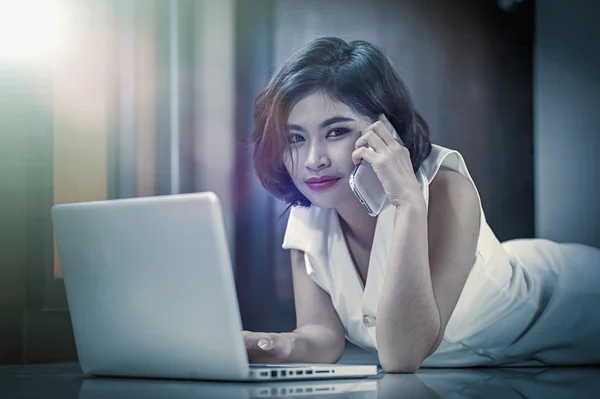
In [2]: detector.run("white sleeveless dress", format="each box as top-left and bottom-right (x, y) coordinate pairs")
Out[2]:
(282, 144), (600, 367)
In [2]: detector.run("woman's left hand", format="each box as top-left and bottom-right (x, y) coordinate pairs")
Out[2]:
(352, 114), (424, 208)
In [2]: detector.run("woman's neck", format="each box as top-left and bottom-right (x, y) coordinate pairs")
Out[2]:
(335, 197), (378, 249)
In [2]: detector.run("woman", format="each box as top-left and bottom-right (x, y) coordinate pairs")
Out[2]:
(243, 37), (600, 373)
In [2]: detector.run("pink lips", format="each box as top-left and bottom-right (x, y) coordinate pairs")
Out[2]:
(305, 176), (341, 192)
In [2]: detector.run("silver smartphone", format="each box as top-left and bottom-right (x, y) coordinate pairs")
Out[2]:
(349, 123), (404, 217)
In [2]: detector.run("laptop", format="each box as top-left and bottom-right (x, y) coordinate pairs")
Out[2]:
(52, 192), (378, 381)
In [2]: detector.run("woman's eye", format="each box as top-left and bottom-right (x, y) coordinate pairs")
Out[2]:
(288, 134), (304, 144)
(327, 128), (351, 138)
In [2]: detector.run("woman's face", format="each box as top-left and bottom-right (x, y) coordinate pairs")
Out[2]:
(283, 91), (373, 209)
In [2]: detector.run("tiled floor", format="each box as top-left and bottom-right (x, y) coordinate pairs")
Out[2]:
(1, 361), (599, 398)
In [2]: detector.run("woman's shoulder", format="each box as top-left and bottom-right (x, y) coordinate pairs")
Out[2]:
(430, 166), (471, 189)
(421, 144), (477, 188)
(421, 144), (460, 178)
(429, 166), (480, 220)
(421, 144), (484, 221)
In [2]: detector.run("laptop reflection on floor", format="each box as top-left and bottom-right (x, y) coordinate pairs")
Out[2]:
(78, 377), (379, 399)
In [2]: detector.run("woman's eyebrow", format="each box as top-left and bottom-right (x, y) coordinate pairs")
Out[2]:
(285, 116), (355, 132)
(319, 116), (355, 129)
(285, 124), (305, 132)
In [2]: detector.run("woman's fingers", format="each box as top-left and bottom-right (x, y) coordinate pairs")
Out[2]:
(244, 331), (290, 363)
(352, 146), (379, 166)
(356, 114), (403, 157)
(355, 129), (387, 153)
(244, 331), (272, 349)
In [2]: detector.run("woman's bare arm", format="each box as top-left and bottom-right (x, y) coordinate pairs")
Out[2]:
(286, 249), (346, 363)
(376, 167), (480, 372)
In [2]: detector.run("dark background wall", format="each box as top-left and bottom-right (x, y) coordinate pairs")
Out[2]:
(534, 0), (600, 248)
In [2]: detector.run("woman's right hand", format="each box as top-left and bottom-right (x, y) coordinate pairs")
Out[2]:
(243, 330), (296, 364)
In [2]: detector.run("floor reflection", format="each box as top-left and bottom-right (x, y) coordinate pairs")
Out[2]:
(416, 367), (600, 398)
(75, 367), (600, 399)
(2, 363), (599, 399)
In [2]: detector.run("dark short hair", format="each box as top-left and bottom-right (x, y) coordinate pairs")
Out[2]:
(252, 36), (432, 207)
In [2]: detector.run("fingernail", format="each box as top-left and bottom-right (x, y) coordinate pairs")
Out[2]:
(257, 339), (272, 350)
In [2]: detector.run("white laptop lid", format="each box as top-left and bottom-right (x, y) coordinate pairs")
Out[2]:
(52, 192), (250, 380)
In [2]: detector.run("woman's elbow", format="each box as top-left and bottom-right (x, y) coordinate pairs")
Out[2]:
(376, 320), (441, 373)
(326, 339), (345, 364)
(378, 342), (434, 373)
(379, 355), (423, 374)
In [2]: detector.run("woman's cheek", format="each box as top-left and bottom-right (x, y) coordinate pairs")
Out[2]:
(333, 142), (355, 165)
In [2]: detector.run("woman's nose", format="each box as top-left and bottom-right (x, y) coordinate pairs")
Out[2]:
(304, 143), (330, 171)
